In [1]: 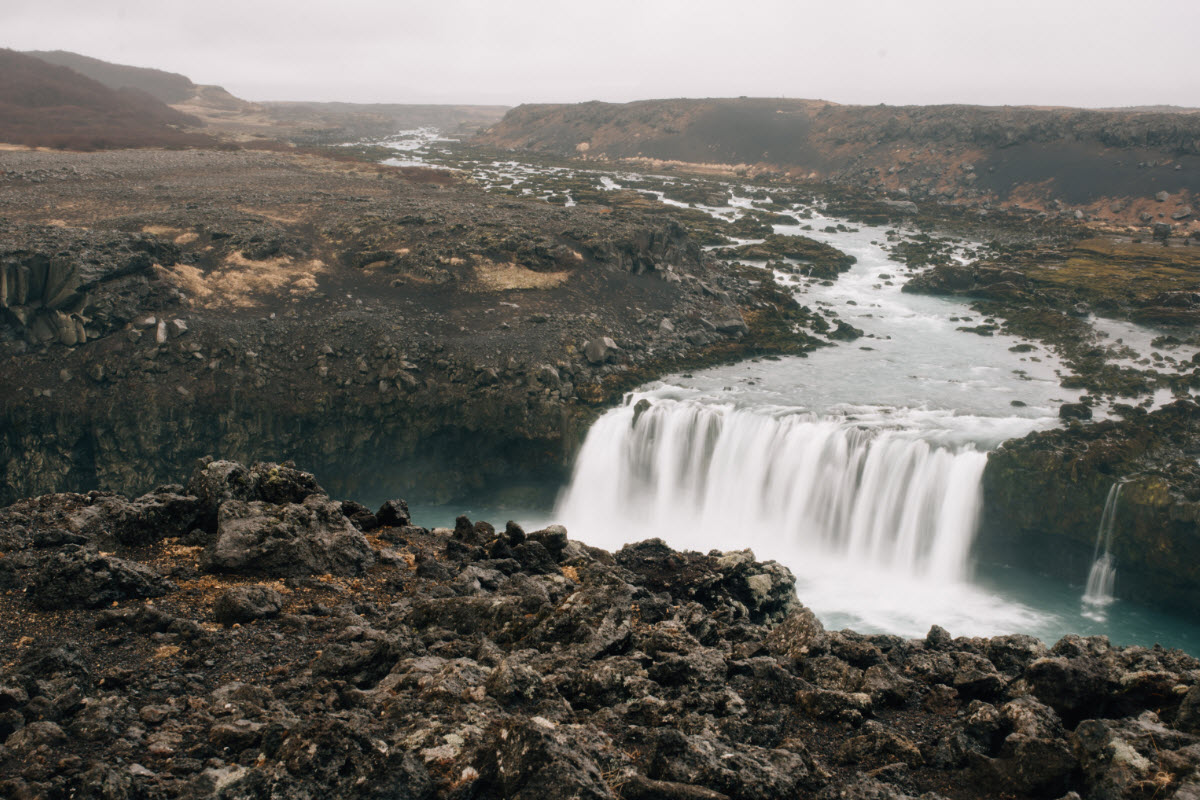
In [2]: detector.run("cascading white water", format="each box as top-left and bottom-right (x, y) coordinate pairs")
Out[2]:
(558, 397), (985, 580)
(1082, 483), (1123, 614)
(552, 395), (1055, 638)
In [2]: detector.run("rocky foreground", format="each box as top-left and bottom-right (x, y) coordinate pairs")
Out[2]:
(1, 460), (1199, 799)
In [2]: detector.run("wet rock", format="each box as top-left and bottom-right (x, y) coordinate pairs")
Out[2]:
(27, 545), (173, 609)
(829, 320), (864, 341)
(201, 496), (376, 577)
(1058, 402), (1093, 420)
(212, 585), (285, 625)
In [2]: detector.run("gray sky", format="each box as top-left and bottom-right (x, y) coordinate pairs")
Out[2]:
(2, 0), (1198, 108)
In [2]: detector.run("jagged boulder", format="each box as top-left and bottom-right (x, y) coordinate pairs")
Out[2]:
(27, 545), (173, 609)
(201, 496), (375, 577)
(212, 585), (285, 626)
(187, 458), (325, 531)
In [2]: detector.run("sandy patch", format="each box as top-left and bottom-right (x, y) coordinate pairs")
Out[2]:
(142, 225), (181, 237)
(471, 257), (571, 291)
(163, 254), (327, 309)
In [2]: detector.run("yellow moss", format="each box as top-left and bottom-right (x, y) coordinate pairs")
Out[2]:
(1023, 239), (1200, 303)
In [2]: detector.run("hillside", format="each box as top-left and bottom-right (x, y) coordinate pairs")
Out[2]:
(475, 98), (1200, 228)
(26, 49), (197, 104)
(0, 49), (209, 149)
(19, 50), (508, 146)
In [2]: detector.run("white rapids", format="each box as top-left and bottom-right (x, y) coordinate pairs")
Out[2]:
(371, 131), (1200, 649)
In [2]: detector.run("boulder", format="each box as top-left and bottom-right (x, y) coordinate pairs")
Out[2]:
(882, 199), (919, 215)
(340, 500), (379, 531)
(376, 499), (411, 528)
(1058, 402), (1093, 421)
(212, 585), (285, 626)
(766, 605), (827, 663)
(584, 336), (620, 365)
(479, 717), (611, 799)
(27, 546), (174, 609)
(201, 496), (376, 577)
(187, 458), (325, 530)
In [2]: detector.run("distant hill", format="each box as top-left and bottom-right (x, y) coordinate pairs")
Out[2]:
(18, 50), (509, 146)
(26, 49), (196, 104)
(0, 48), (210, 149)
(475, 98), (1200, 222)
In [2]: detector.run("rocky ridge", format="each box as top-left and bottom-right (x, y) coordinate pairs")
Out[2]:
(0, 148), (827, 506)
(473, 98), (1200, 234)
(2, 458), (1200, 799)
(979, 400), (1200, 613)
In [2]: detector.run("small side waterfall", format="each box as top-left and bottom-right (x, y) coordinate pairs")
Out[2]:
(1082, 483), (1123, 614)
(556, 397), (987, 583)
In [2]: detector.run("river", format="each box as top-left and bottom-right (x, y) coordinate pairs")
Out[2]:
(380, 130), (1200, 654)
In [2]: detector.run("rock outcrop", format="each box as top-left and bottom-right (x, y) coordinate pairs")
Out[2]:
(1, 458), (1198, 799)
(0, 148), (824, 508)
(980, 401), (1200, 613)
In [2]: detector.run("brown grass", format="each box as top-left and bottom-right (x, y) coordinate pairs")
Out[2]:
(163, 254), (327, 309)
(470, 256), (571, 291)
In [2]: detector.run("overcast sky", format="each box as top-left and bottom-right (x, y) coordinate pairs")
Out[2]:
(2, 0), (1198, 108)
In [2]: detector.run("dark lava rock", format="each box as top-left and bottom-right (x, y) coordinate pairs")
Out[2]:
(26, 545), (173, 609)
(765, 605), (827, 663)
(188, 457), (325, 530)
(1058, 402), (1093, 420)
(376, 498), (411, 528)
(201, 496), (376, 577)
(212, 585), (285, 626)
(5, 456), (1200, 800)
(479, 717), (612, 799)
(341, 499), (379, 531)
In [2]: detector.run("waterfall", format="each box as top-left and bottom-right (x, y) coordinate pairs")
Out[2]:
(556, 396), (987, 584)
(1082, 483), (1122, 612)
